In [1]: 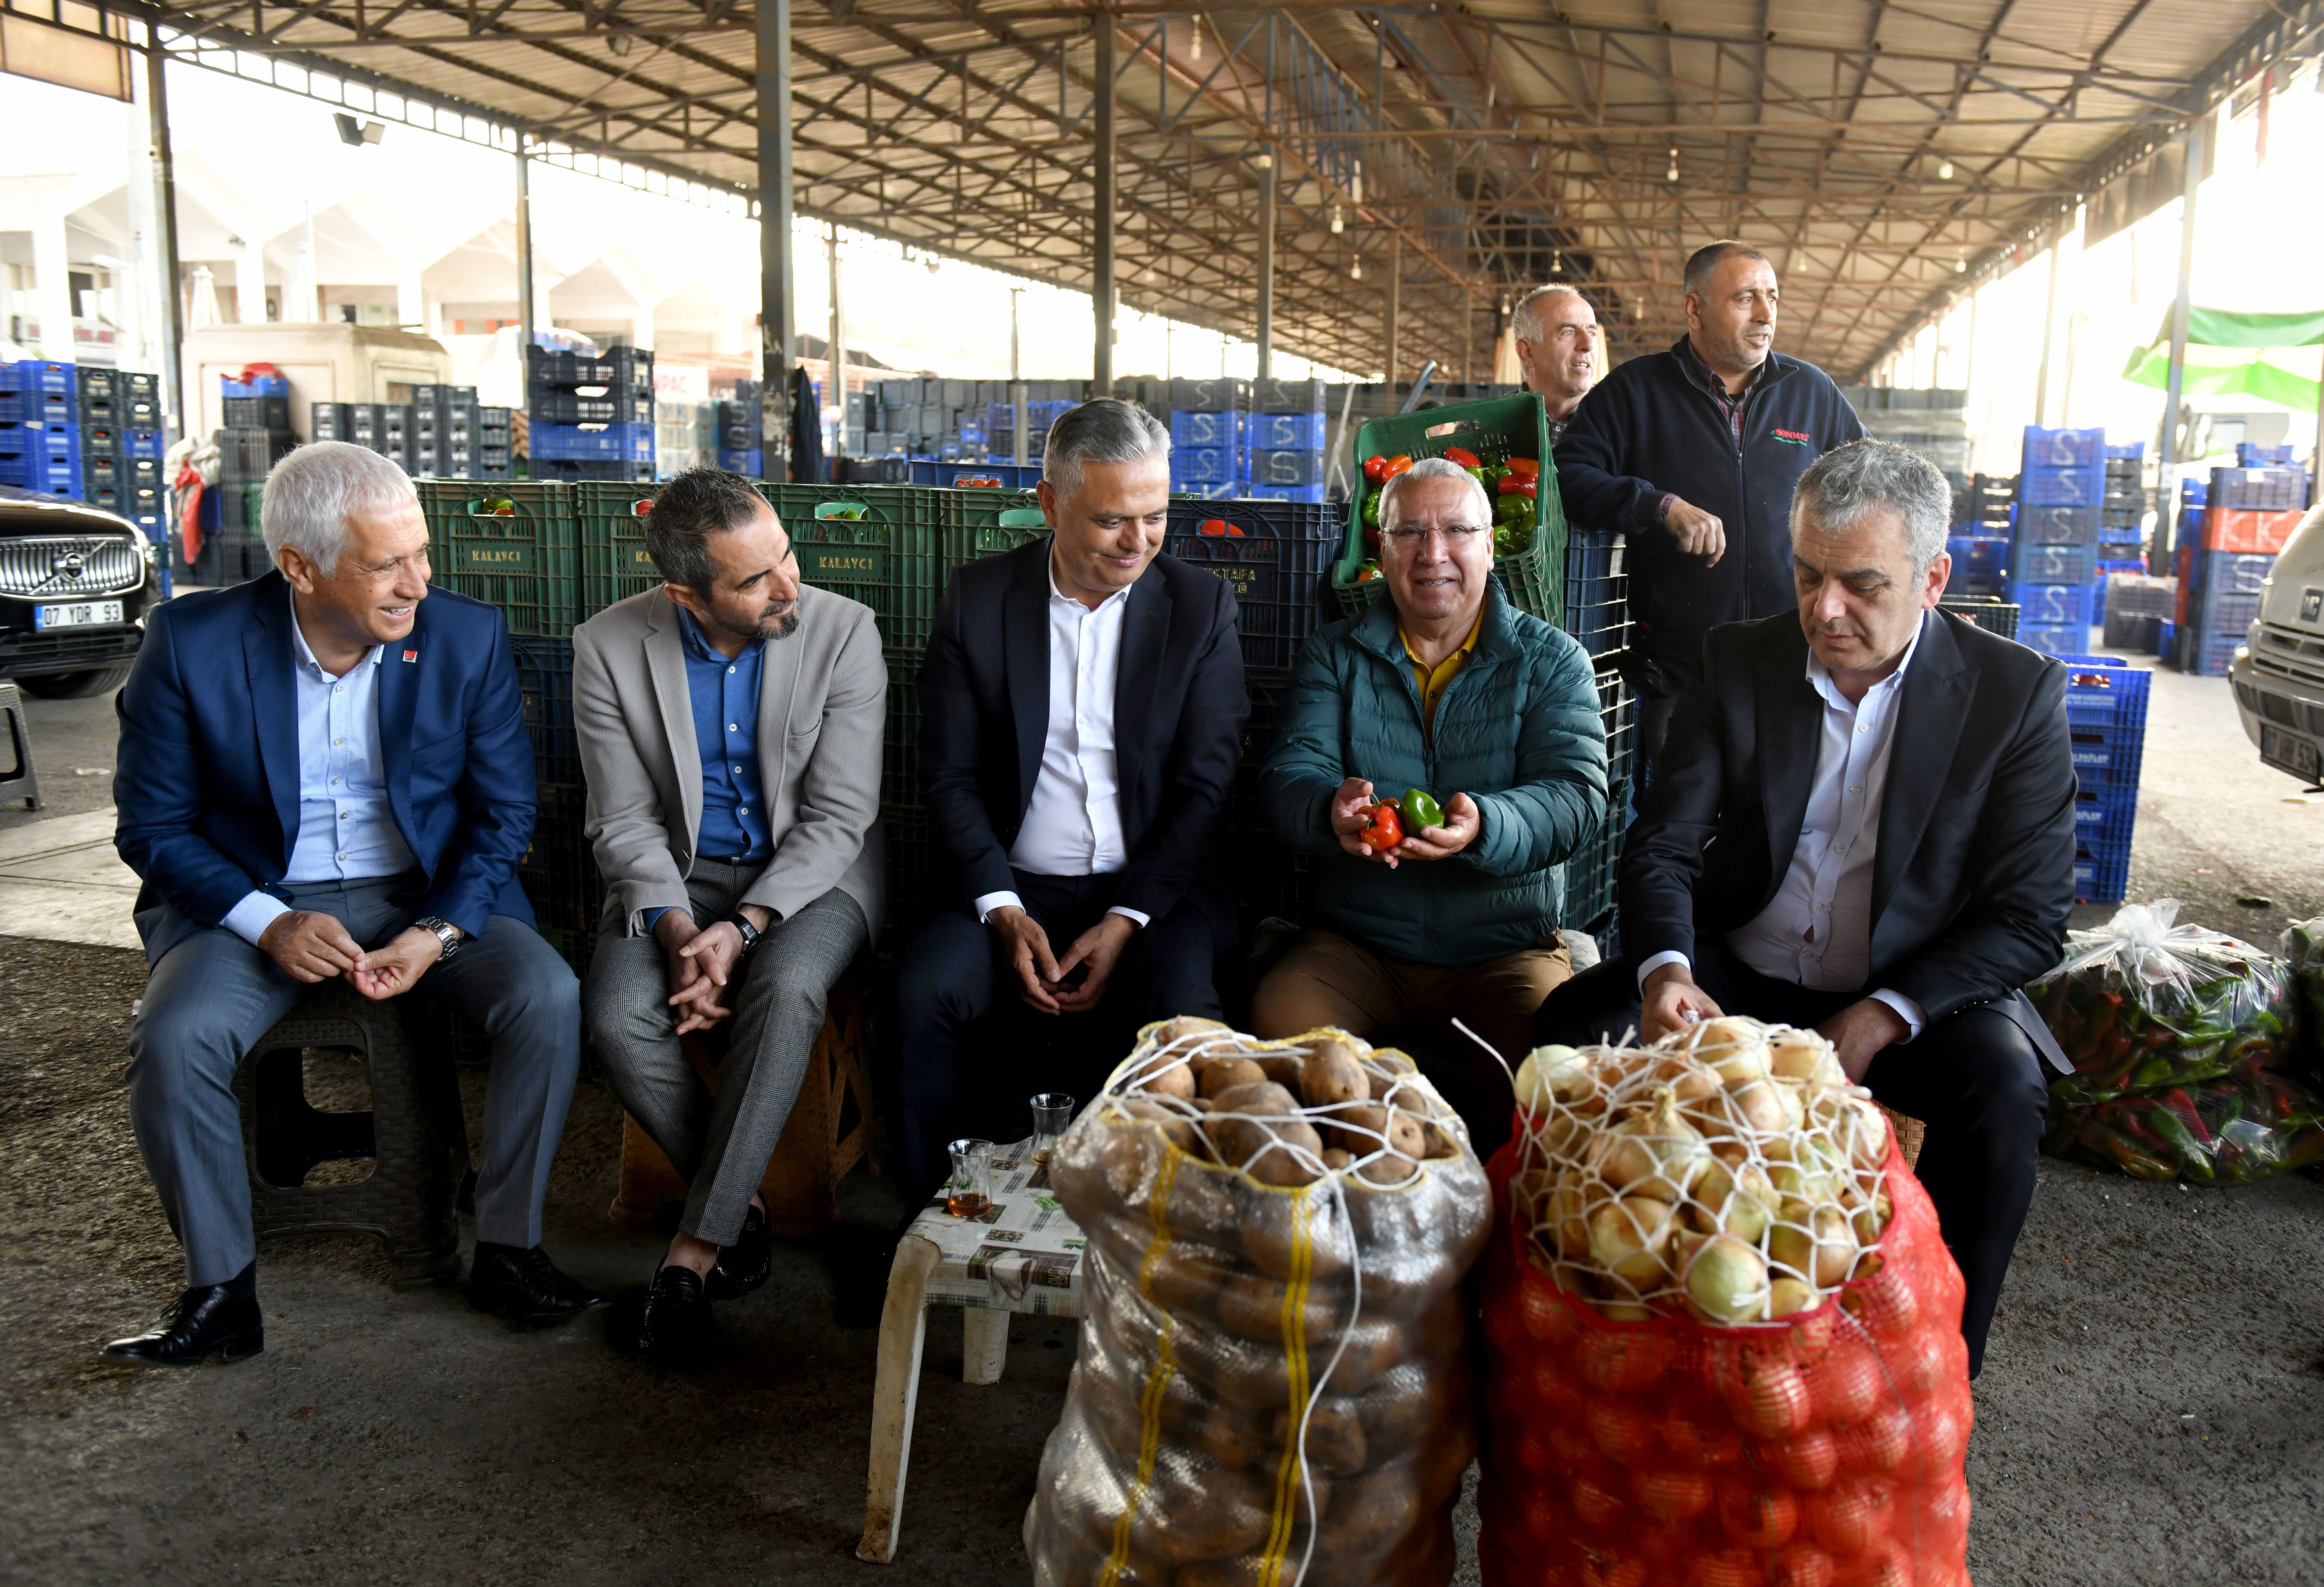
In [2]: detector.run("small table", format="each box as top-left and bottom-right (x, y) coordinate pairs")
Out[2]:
(856, 1138), (1086, 1565)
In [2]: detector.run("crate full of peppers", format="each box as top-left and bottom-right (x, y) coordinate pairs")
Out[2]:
(2282, 914), (2324, 1081)
(2031, 900), (2322, 1184)
(1329, 392), (1568, 626)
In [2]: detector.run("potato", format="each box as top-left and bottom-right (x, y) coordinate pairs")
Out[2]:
(1213, 1272), (1346, 1345)
(1273, 1402), (1369, 1476)
(1210, 1080), (1299, 1116)
(1126, 1050), (1196, 1100)
(1320, 1146), (1355, 1173)
(1417, 1118), (1461, 1161)
(1149, 1014), (1230, 1047)
(1364, 1051), (1419, 1101)
(1250, 1051), (1307, 1090)
(1212, 1114), (1326, 1186)
(1116, 1096), (1200, 1155)
(1145, 1237), (1240, 1313)
(1300, 1040), (1369, 1108)
(1194, 1404), (1273, 1469)
(1199, 1057), (1270, 1100)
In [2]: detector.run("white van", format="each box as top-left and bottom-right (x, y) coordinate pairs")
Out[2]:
(2229, 504), (2324, 786)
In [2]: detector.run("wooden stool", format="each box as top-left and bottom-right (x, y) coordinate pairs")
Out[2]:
(607, 970), (881, 1237)
(0, 680), (40, 811)
(1882, 1103), (1928, 1171)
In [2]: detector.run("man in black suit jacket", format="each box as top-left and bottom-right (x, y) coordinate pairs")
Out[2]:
(893, 400), (1247, 1198)
(1536, 439), (2076, 1375)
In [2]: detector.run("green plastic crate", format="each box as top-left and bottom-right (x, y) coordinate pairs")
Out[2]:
(883, 650), (923, 814)
(934, 486), (1049, 577)
(1328, 393), (1566, 627)
(424, 481), (581, 637)
(759, 482), (944, 652)
(576, 479), (665, 617)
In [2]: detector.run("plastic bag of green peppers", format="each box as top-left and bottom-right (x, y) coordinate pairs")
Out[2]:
(2041, 1060), (2324, 1185)
(2279, 916), (2324, 1081)
(2028, 900), (2299, 1108)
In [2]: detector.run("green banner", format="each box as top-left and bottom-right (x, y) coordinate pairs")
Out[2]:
(2119, 343), (2320, 411)
(2157, 306), (2324, 349)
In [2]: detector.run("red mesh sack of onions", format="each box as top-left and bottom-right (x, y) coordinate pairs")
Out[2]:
(1476, 1016), (1974, 1587)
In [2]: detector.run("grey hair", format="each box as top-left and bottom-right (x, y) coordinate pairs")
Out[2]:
(1041, 398), (1171, 497)
(1683, 239), (1773, 295)
(1790, 438), (1952, 573)
(1513, 284), (1591, 343)
(260, 441), (417, 577)
(1379, 455), (1493, 533)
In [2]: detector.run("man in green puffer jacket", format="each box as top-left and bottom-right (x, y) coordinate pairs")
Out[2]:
(1252, 457), (1609, 1154)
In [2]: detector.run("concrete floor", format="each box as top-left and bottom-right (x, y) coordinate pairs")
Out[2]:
(4, 649), (2322, 1585)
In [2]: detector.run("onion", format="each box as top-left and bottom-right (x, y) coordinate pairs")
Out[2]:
(1684, 1232), (1771, 1324)
(1590, 1086), (1711, 1199)
(1769, 1202), (1857, 1288)
(1768, 1029), (1845, 1085)
(1768, 1276), (1821, 1319)
(1767, 1135), (1847, 1203)
(1725, 1076), (1806, 1135)
(1514, 1044), (1594, 1112)
(1829, 1092), (1893, 1171)
(1646, 1052), (1722, 1103)
(1588, 1193), (1678, 1289)
(1696, 1158), (1780, 1245)
(1848, 1188), (1894, 1246)
(1544, 1173), (1593, 1260)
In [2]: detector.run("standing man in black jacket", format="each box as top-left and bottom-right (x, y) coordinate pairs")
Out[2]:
(1533, 440), (2076, 1376)
(1556, 240), (1865, 777)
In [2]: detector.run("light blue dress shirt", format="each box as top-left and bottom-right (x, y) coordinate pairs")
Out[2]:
(220, 589), (419, 946)
(641, 608), (773, 936)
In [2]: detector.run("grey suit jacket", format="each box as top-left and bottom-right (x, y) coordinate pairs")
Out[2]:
(571, 582), (886, 941)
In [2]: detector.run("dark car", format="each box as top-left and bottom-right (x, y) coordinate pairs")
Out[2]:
(0, 486), (162, 698)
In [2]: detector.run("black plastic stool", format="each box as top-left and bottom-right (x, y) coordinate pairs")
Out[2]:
(234, 980), (470, 1285)
(0, 680), (39, 810)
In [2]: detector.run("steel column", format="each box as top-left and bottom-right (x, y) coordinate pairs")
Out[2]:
(2159, 119), (2204, 474)
(1256, 155), (1275, 381)
(1385, 236), (1400, 387)
(146, 41), (186, 444)
(759, 0), (796, 467)
(1093, 23), (1117, 391)
(514, 144), (536, 360)
(827, 221), (846, 462)
(2032, 225), (2061, 427)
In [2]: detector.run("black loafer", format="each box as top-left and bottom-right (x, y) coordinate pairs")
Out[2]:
(102, 1285), (264, 1367)
(638, 1265), (714, 1363)
(707, 1205), (772, 1301)
(468, 1243), (606, 1322)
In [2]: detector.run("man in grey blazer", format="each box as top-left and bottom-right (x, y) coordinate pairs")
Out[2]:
(573, 468), (885, 1362)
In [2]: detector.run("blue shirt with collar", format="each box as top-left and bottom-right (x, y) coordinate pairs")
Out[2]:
(642, 607), (771, 934)
(220, 587), (421, 945)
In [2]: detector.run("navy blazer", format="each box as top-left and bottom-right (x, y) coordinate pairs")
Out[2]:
(114, 570), (538, 960)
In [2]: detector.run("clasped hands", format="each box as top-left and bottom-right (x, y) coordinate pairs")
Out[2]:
(1639, 963), (1906, 1082)
(987, 905), (1134, 1016)
(258, 910), (453, 1000)
(657, 906), (772, 1035)
(1329, 777), (1480, 869)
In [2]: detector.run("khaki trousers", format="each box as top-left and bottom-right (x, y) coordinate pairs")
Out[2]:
(1248, 928), (1572, 1160)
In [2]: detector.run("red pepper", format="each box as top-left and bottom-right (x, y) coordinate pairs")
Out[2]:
(1358, 802), (1403, 851)
(1497, 477), (1538, 498)
(1442, 446), (1481, 469)
(1362, 454), (1391, 484)
(1384, 453), (1414, 478)
(1198, 518), (1230, 536)
(1505, 457), (1541, 479)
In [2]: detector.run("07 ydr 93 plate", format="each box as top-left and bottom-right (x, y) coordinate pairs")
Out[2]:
(32, 599), (124, 630)
(2259, 723), (2322, 783)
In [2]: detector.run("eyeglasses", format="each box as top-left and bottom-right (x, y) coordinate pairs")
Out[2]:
(1382, 524), (1489, 546)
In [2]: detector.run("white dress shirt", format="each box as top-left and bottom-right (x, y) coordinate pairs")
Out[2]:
(1637, 619), (1928, 1039)
(971, 556), (1151, 930)
(220, 591), (419, 946)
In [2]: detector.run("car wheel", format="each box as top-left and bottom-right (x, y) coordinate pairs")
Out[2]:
(16, 666), (133, 700)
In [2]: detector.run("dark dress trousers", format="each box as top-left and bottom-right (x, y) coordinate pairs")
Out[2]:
(1534, 608), (2078, 1374)
(892, 540), (1247, 1198)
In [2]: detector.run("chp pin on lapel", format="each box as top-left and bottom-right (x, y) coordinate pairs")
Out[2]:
(402, 649), (418, 662)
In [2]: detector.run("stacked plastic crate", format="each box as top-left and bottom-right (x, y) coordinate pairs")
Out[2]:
(75, 369), (165, 538)
(2060, 653), (2150, 904)
(1166, 377), (1247, 500)
(2096, 442), (2146, 583)
(986, 396), (1076, 468)
(2171, 457), (2307, 675)
(1559, 530), (1635, 946)
(1241, 377), (1329, 504)
(715, 380), (763, 476)
(409, 383), (486, 479)
(2101, 574), (2173, 653)
(2009, 427), (2106, 657)
(526, 346), (654, 484)
(1945, 472), (2014, 599)
(0, 360), (81, 502)
(210, 371), (297, 583)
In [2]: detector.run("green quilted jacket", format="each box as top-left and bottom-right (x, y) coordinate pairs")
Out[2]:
(1259, 580), (1608, 966)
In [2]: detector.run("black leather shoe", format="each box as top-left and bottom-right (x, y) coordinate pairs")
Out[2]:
(468, 1243), (606, 1322)
(638, 1265), (713, 1362)
(707, 1205), (772, 1301)
(102, 1285), (264, 1367)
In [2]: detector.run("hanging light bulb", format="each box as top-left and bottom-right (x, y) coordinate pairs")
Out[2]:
(1190, 19), (1202, 61)
(1352, 162), (1364, 203)
(1351, 258), (1364, 281)
(1937, 158), (1955, 180)
(1666, 147), (1679, 182)
(1330, 203), (1344, 234)
(1954, 252), (1968, 273)
(1631, 298), (1644, 321)
(1552, 247), (1563, 275)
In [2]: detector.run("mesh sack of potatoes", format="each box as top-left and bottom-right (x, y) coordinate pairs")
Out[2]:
(1474, 1017), (1975, 1587)
(1023, 1016), (1494, 1587)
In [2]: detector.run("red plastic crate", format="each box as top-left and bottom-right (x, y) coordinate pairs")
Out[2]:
(2201, 507), (2302, 554)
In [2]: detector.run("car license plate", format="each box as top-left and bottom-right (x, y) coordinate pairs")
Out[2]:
(2259, 724), (2323, 784)
(32, 599), (124, 630)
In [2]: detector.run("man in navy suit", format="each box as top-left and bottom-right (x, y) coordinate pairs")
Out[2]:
(106, 441), (599, 1366)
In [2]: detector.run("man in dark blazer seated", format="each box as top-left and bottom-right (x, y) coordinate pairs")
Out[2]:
(892, 399), (1246, 1199)
(107, 441), (599, 1366)
(1534, 438), (2076, 1376)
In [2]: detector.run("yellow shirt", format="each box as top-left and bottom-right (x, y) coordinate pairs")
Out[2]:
(1401, 612), (1484, 726)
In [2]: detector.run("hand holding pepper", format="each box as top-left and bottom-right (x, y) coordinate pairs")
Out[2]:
(1330, 777), (1404, 867)
(1388, 791), (1483, 862)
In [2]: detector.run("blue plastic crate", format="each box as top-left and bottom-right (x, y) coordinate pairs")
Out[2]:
(2097, 524), (2145, 546)
(2193, 588), (2261, 639)
(530, 421), (654, 462)
(1244, 482), (1327, 504)
(2096, 560), (2145, 581)
(0, 418), (81, 464)
(2193, 550), (2274, 598)
(2235, 443), (2294, 466)
(1564, 534), (1630, 660)
(2072, 784), (2137, 849)
(220, 373), (288, 399)
(2069, 719), (2144, 791)
(2018, 621), (2089, 657)
(1245, 448), (1326, 488)
(2056, 651), (2153, 732)
(528, 457), (656, 483)
(0, 389), (73, 424)
(2007, 579), (2097, 628)
(1175, 480), (1241, 501)
(1169, 410), (1245, 448)
(2018, 464), (2106, 507)
(2013, 502), (2100, 545)
(2105, 442), (2146, 461)
(716, 448), (764, 476)
(1, 360), (77, 398)
(2175, 623), (2243, 676)
(1947, 534), (2009, 578)
(2074, 846), (2131, 905)
(1171, 447), (1241, 484)
(0, 457), (79, 493)
(2179, 480), (2208, 506)
(1245, 412), (1329, 450)
(2020, 426), (2107, 468)
(2011, 541), (2098, 585)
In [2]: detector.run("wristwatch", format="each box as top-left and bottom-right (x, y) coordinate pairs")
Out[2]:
(726, 913), (764, 955)
(413, 916), (461, 962)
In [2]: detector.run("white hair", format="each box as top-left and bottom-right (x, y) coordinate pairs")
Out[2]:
(1379, 455), (1493, 531)
(1513, 283), (1592, 344)
(260, 441), (417, 577)
(1791, 438), (1952, 573)
(1042, 398), (1171, 497)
